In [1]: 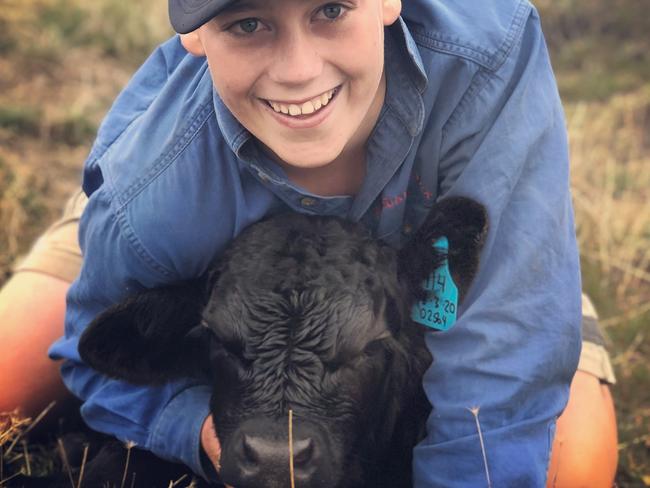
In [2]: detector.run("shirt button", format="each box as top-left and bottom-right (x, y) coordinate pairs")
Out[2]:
(300, 197), (317, 208)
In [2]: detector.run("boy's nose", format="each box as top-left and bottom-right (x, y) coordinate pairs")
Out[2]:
(267, 30), (324, 86)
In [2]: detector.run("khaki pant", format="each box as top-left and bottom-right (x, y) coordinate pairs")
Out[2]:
(14, 189), (616, 384)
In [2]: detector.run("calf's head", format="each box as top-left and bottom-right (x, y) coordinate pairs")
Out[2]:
(79, 196), (487, 488)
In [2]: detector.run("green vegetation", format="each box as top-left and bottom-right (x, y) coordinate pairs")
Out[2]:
(0, 157), (49, 282)
(0, 0), (172, 65)
(1, 0), (649, 485)
(0, 106), (42, 136)
(537, 0), (650, 101)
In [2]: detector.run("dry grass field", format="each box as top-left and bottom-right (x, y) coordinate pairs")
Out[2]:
(1, 0), (648, 486)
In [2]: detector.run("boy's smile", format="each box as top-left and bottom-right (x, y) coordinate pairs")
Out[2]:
(264, 85), (338, 116)
(181, 0), (401, 195)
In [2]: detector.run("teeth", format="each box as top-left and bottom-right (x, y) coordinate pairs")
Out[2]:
(301, 100), (315, 114)
(268, 88), (336, 117)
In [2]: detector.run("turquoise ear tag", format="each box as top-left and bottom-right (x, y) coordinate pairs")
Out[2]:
(411, 236), (459, 331)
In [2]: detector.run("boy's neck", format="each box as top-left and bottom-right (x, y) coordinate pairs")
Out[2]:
(279, 145), (367, 197)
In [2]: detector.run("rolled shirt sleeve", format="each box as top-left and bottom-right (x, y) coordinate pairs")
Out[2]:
(413, 8), (582, 487)
(49, 184), (215, 480)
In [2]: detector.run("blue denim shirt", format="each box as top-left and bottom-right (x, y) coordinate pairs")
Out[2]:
(50, 0), (582, 485)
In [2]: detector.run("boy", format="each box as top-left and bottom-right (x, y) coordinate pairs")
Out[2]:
(2, 0), (616, 485)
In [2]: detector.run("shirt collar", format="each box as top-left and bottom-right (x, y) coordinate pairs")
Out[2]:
(383, 17), (427, 137)
(212, 17), (428, 159)
(346, 19), (426, 221)
(391, 16), (427, 92)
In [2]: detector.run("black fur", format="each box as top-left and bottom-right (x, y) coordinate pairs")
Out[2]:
(400, 196), (488, 304)
(78, 280), (211, 384)
(74, 196), (487, 488)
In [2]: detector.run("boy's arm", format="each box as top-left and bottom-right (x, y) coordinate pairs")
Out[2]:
(49, 35), (218, 480)
(50, 184), (215, 479)
(413, 9), (581, 487)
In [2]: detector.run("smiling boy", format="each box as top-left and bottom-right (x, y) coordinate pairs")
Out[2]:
(48, 0), (583, 485)
(182, 0), (391, 197)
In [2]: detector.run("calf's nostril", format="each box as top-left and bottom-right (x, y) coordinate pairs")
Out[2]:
(291, 437), (314, 466)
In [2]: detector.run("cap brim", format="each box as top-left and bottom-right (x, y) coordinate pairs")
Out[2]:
(169, 0), (233, 34)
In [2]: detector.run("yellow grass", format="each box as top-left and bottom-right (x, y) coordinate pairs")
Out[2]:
(568, 85), (650, 312)
(567, 86), (650, 484)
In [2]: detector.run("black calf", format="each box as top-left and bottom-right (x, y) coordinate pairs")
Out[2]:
(75, 196), (487, 488)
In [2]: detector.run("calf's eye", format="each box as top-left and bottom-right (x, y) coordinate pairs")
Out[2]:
(363, 339), (386, 357)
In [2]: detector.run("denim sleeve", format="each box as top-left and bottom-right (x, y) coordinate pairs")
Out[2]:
(48, 37), (216, 480)
(83, 34), (189, 193)
(412, 10), (582, 487)
(48, 185), (215, 480)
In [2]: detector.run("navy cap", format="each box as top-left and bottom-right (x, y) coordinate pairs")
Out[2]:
(169, 0), (236, 34)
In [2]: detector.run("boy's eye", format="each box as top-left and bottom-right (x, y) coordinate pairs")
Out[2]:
(317, 3), (350, 22)
(236, 18), (260, 33)
(321, 4), (343, 20)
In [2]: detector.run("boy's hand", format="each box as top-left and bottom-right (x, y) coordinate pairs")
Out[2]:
(200, 414), (224, 475)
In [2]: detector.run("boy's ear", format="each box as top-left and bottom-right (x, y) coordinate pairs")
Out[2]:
(382, 0), (402, 26)
(180, 30), (205, 56)
(399, 196), (489, 305)
(78, 280), (211, 385)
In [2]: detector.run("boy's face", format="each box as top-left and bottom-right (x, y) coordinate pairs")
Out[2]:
(182, 0), (401, 171)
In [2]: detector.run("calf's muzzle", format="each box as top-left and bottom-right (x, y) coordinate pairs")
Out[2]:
(219, 417), (335, 488)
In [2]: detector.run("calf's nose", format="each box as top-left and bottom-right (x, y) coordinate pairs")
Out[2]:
(220, 419), (334, 488)
(242, 433), (314, 467)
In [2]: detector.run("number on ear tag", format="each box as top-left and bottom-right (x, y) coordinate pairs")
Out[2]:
(411, 236), (458, 331)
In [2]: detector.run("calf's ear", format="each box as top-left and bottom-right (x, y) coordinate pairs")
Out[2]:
(78, 280), (211, 385)
(399, 196), (488, 304)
